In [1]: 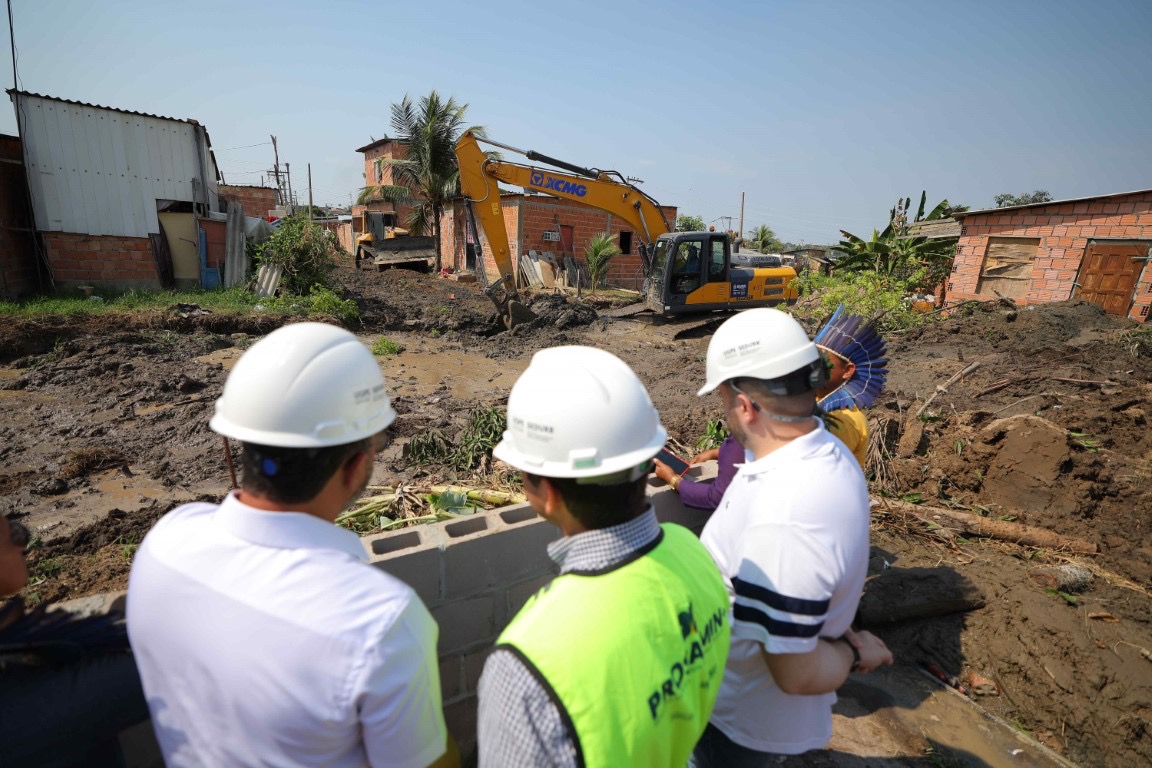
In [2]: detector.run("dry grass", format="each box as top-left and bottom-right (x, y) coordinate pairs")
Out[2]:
(60, 447), (127, 479)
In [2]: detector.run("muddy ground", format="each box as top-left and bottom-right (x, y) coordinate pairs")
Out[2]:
(2, 263), (1151, 767)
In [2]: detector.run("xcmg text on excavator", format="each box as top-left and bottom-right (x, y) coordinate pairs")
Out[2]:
(454, 130), (798, 329)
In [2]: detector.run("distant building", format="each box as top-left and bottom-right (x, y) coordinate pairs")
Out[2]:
(949, 190), (1152, 322)
(218, 184), (279, 220)
(7, 91), (223, 291)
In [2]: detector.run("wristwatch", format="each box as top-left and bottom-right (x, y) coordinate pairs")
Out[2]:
(670, 475), (681, 491)
(840, 634), (861, 672)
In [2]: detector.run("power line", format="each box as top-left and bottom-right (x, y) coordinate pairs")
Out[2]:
(215, 141), (273, 152)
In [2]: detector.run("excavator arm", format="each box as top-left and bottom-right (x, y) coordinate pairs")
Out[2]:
(455, 131), (672, 327)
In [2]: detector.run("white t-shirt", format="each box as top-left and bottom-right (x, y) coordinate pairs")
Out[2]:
(127, 493), (446, 768)
(700, 422), (870, 755)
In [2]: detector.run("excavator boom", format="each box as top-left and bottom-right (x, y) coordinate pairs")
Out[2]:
(455, 130), (798, 328)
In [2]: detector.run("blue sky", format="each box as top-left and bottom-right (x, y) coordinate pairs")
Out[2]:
(4, 0), (1150, 244)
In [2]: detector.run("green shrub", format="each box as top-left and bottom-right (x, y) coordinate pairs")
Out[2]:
(794, 270), (933, 334)
(257, 216), (342, 294)
(372, 337), (403, 356)
(258, 286), (359, 324)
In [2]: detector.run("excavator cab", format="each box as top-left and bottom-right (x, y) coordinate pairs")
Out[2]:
(647, 232), (742, 314)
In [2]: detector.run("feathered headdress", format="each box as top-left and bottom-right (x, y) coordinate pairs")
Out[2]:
(813, 304), (888, 412)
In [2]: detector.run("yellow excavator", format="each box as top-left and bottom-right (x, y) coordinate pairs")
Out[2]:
(455, 130), (798, 329)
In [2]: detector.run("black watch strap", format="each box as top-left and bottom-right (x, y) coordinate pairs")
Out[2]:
(840, 634), (861, 671)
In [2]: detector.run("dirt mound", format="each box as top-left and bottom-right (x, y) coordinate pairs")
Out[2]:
(5, 267), (1152, 766)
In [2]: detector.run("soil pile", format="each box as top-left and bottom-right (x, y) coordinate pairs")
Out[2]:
(2, 267), (1150, 766)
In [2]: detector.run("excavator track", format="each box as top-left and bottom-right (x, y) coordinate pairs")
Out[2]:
(601, 305), (726, 340)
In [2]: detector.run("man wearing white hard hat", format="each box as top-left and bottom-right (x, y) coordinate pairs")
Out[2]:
(690, 308), (892, 767)
(477, 346), (731, 768)
(127, 323), (457, 768)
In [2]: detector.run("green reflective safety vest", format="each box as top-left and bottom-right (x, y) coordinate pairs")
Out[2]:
(497, 524), (731, 768)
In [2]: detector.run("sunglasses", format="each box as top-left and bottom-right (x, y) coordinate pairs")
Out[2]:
(6, 519), (30, 550)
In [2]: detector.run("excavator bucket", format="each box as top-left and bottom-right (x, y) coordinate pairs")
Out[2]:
(484, 275), (536, 331)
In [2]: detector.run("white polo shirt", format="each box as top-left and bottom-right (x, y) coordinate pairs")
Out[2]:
(127, 493), (446, 768)
(700, 421), (870, 755)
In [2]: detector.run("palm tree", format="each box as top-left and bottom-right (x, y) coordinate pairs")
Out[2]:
(583, 232), (621, 293)
(357, 91), (482, 271)
(749, 224), (780, 253)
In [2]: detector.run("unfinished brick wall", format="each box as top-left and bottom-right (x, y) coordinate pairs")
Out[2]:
(362, 482), (711, 757)
(42, 232), (159, 291)
(217, 185), (278, 220)
(441, 196), (677, 290)
(950, 192), (1152, 322)
(0, 134), (39, 298)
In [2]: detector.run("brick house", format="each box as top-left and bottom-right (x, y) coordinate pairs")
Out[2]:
(7, 91), (222, 291)
(354, 137), (417, 226)
(439, 192), (677, 291)
(218, 184), (279, 220)
(948, 190), (1152, 322)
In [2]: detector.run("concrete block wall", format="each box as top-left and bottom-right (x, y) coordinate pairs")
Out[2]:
(0, 134), (39, 298)
(950, 192), (1152, 321)
(218, 185), (278, 220)
(361, 478), (714, 756)
(41, 232), (159, 291)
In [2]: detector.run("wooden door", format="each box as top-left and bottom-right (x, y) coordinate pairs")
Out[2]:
(1076, 241), (1149, 316)
(559, 225), (575, 258)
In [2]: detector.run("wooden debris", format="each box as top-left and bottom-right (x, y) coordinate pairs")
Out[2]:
(916, 361), (982, 419)
(1048, 377), (1117, 387)
(1088, 611), (1119, 622)
(975, 378), (1014, 398)
(876, 498), (1098, 554)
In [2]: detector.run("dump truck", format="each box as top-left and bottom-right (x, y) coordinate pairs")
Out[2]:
(354, 211), (437, 272)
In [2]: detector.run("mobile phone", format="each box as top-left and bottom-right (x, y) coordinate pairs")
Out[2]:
(656, 447), (690, 476)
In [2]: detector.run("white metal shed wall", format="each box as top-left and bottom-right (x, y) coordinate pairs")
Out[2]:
(14, 94), (219, 238)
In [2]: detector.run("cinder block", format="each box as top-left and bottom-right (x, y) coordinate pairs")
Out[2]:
(463, 648), (490, 695)
(504, 573), (555, 623)
(443, 697), (478, 759)
(372, 545), (441, 603)
(442, 520), (560, 598)
(440, 655), (462, 702)
(431, 594), (497, 654)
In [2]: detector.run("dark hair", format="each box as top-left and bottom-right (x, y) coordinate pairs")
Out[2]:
(731, 376), (817, 418)
(240, 438), (370, 505)
(525, 473), (649, 530)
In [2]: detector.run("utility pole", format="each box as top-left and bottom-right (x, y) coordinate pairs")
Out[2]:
(8, 0), (18, 91)
(739, 192), (745, 239)
(307, 163), (313, 221)
(286, 162), (294, 208)
(270, 135), (282, 204)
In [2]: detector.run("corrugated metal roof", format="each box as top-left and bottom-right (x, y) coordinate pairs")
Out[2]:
(7, 90), (199, 125)
(956, 188), (1152, 217)
(12, 92), (220, 237)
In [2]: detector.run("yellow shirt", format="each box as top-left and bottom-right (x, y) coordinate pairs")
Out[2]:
(826, 406), (868, 469)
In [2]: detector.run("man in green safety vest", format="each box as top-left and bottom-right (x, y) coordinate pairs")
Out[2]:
(477, 345), (731, 768)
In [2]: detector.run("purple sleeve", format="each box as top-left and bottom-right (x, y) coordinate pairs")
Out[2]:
(677, 436), (743, 511)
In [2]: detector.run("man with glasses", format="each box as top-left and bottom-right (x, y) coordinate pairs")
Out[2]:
(127, 323), (457, 768)
(690, 309), (892, 767)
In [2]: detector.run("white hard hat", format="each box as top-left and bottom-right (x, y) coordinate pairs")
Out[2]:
(493, 346), (666, 481)
(697, 308), (821, 396)
(210, 323), (397, 448)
